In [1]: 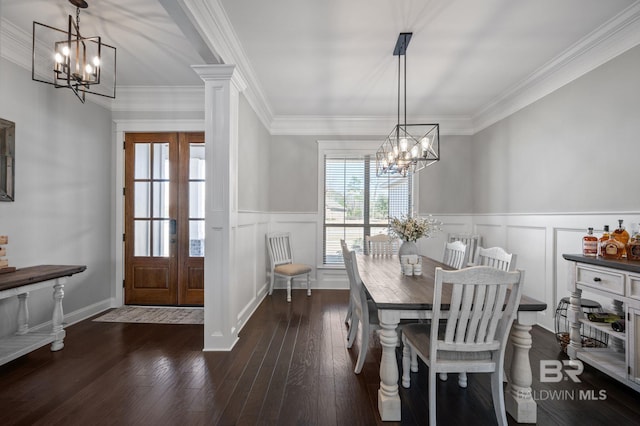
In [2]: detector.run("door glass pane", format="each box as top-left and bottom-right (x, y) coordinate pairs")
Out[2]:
(153, 143), (170, 180)
(189, 181), (205, 219)
(190, 145), (205, 179)
(189, 220), (205, 257)
(152, 182), (169, 218)
(134, 220), (150, 256)
(134, 144), (150, 179)
(152, 220), (170, 257)
(134, 182), (150, 217)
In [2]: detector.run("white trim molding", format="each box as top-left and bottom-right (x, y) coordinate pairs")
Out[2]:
(472, 1), (640, 133)
(193, 64), (246, 352)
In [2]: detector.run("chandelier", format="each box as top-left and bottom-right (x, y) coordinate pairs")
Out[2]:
(376, 33), (439, 177)
(32, 0), (117, 103)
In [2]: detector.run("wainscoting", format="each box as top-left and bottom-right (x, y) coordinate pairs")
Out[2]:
(263, 212), (640, 332)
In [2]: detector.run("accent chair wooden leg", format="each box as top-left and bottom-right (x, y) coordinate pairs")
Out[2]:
(458, 372), (468, 388)
(306, 273), (311, 296)
(287, 278), (292, 302)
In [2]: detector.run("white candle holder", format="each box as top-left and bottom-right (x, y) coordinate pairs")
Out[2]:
(400, 255), (422, 276)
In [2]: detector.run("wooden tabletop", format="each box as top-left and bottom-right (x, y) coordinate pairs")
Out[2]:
(0, 265), (87, 292)
(356, 255), (546, 312)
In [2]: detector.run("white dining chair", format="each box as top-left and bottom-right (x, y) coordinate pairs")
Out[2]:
(442, 240), (469, 270)
(342, 239), (355, 325)
(401, 266), (524, 426)
(365, 234), (398, 256)
(448, 233), (482, 266)
(266, 232), (312, 302)
(476, 246), (517, 271)
(341, 242), (379, 374)
(451, 245), (517, 387)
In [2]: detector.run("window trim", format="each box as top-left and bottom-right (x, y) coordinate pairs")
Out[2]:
(316, 140), (420, 267)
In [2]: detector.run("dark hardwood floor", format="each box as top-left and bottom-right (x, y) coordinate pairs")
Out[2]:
(0, 290), (639, 425)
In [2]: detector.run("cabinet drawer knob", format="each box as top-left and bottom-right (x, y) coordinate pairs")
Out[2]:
(593, 277), (602, 282)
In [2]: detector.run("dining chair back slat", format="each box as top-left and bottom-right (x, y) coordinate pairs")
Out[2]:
(442, 241), (469, 270)
(476, 246), (517, 272)
(448, 233), (482, 266)
(365, 234), (398, 256)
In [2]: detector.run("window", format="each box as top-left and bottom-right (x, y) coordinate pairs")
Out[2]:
(323, 154), (411, 264)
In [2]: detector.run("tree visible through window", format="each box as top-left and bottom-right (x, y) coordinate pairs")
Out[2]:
(323, 155), (411, 264)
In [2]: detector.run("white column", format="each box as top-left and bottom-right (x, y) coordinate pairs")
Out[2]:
(193, 64), (247, 351)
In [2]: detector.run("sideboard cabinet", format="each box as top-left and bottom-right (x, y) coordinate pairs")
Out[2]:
(563, 254), (640, 391)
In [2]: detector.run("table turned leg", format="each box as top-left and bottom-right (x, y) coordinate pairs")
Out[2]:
(17, 292), (29, 335)
(505, 313), (537, 423)
(377, 310), (401, 421)
(50, 279), (66, 351)
(567, 288), (583, 359)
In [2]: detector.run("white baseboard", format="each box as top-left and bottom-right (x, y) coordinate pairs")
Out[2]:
(29, 299), (113, 333)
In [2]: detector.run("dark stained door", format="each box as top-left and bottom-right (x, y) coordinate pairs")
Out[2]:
(124, 132), (204, 305)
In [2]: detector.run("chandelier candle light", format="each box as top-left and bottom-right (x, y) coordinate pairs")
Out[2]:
(32, 0), (117, 103)
(376, 33), (440, 177)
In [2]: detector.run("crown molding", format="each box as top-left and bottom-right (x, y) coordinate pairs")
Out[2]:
(180, 0), (274, 131)
(472, 1), (640, 133)
(269, 115), (474, 136)
(0, 18), (32, 71)
(111, 86), (204, 112)
(3, 2), (640, 135)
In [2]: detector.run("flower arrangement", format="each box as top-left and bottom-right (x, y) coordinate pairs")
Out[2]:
(389, 215), (441, 242)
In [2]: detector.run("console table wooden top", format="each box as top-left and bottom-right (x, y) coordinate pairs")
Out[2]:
(0, 265), (87, 292)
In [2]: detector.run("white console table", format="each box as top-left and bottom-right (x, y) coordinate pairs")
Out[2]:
(0, 265), (86, 365)
(563, 254), (640, 392)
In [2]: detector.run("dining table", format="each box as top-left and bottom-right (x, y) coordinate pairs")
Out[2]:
(356, 254), (547, 423)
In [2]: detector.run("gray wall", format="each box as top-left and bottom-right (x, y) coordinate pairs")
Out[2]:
(0, 58), (113, 337)
(418, 135), (473, 214)
(238, 95), (270, 211)
(269, 134), (473, 214)
(472, 44), (640, 214)
(268, 135), (321, 212)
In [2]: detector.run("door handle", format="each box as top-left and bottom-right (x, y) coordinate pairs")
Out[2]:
(170, 219), (177, 235)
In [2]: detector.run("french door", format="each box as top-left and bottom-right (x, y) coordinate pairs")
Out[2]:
(124, 132), (204, 306)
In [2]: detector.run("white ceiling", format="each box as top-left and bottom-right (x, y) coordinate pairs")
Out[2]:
(1, 0), (639, 131)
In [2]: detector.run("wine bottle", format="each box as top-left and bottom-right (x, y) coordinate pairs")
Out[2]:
(611, 319), (626, 332)
(598, 225), (610, 256)
(600, 233), (625, 260)
(582, 227), (597, 257)
(613, 219), (630, 258)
